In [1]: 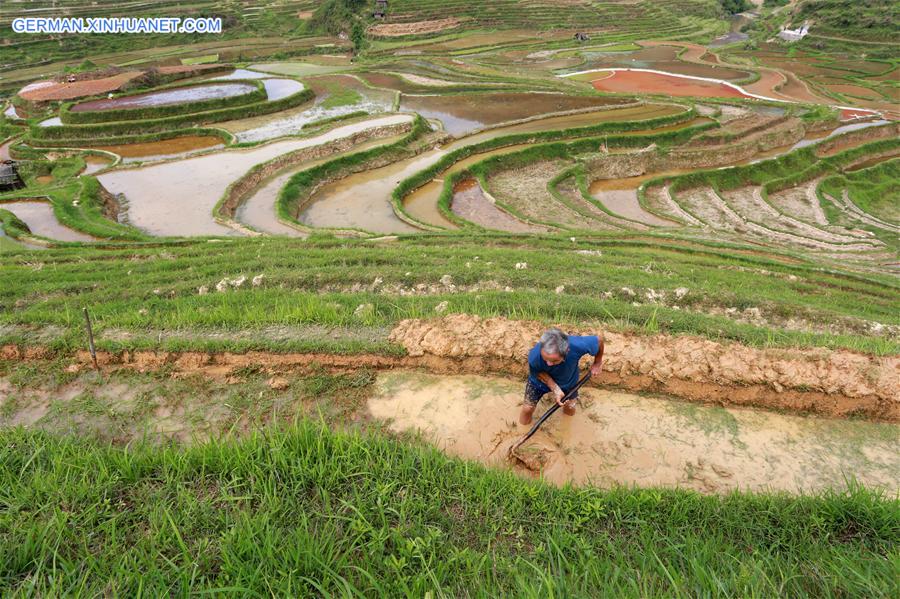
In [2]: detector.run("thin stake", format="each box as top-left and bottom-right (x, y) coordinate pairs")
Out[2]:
(83, 308), (99, 371)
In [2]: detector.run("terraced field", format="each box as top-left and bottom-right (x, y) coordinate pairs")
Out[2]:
(1, 1), (898, 595)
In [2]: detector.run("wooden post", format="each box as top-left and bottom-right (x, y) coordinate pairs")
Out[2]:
(83, 308), (99, 371)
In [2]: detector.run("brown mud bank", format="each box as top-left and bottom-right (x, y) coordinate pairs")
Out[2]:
(389, 316), (899, 421)
(3, 315), (897, 421)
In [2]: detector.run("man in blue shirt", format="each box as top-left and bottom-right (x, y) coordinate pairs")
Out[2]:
(521, 328), (604, 425)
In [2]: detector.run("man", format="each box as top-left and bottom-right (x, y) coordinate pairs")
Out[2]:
(520, 328), (604, 425)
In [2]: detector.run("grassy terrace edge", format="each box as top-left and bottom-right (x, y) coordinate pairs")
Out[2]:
(0, 422), (896, 596)
(1, 234), (897, 356)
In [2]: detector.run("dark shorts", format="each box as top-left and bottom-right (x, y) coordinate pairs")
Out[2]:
(524, 380), (579, 406)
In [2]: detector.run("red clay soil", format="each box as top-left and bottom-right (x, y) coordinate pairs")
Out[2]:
(592, 71), (751, 99)
(19, 71), (144, 102)
(18, 64), (225, 102)
(4, 315), (898, 422)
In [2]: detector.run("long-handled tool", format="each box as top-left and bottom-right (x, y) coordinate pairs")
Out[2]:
(509, 370), (591, 456)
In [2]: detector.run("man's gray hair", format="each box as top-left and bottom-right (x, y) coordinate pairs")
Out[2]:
(540, 328), (569, 357)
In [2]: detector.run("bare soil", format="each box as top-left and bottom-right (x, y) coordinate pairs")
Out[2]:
(368, 18), (463, 37)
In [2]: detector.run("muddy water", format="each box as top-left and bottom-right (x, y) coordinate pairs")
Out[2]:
(793, 119), (891, 152)
(0, 200), (94, 242)
(70, 83), (257, 112)
(80, 155), (112, 175)
(97, 114), (414, 237)
(4, 104), (23, 119)
(588, 181), (678, 227)
(299, 152), (440, 233)
(261, 79), (304, 101)
(94, 135), (224, 162)
(37, 117), (62, 127)
(450, 178), (543, 232)
(237, 134), (406, 235)
(369, 372), (900, 493)
(400, 92), (629, 136)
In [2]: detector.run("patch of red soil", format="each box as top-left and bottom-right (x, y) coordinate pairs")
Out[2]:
(19, 72), (144, 102)
(591, 71), (751, 99)
(840, 108), (879, 121)
(18, 64), (226, 102)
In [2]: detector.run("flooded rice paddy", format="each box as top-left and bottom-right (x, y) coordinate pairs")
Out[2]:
(0, 200), (94, 242)
(236, 134), (407, 236)
(261, 78), (304, 101)
(70, 82), (258, 112)
(449, 178), (543, 232)
(589, 180), (679, 227)
(96, 114), (414, 237)
(369, 372), (900, 493)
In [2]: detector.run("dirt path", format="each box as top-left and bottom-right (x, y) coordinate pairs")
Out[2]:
(369, 371), (899, 493)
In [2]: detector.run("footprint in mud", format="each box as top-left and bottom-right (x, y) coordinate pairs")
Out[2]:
(683, 458), (735, 492)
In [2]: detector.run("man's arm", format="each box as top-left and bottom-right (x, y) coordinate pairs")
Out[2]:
(536, 372), (566, 404)
(590, 334), (604, 377)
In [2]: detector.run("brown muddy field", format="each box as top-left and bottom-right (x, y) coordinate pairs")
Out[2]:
(592, 71), (751, 99)
(93, 135), (224, 161)
(450, 178), (544, 232)
(400, 92), (631, 136)
(369, 371), (899, 493)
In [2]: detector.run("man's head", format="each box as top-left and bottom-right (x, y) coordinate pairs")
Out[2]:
(539, 328), (569, 366)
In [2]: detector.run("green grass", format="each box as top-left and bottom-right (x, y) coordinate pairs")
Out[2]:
(319, 84), (364, 109)
(1, 235), (897, 355)
(181, 54), (219, 65)
(1, 421), (896, 596)
(820, 159), (900, 225)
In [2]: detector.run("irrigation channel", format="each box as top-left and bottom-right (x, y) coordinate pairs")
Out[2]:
(369, 371), (899, 494)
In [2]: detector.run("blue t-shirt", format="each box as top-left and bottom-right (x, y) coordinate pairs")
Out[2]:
(527, 335), (599, 393)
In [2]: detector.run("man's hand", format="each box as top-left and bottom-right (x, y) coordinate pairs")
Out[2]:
(554, 386), (567, 407)
(590, 361), (603, 378)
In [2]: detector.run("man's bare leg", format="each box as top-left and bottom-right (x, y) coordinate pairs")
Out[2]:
(519, 404), (536, 425)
